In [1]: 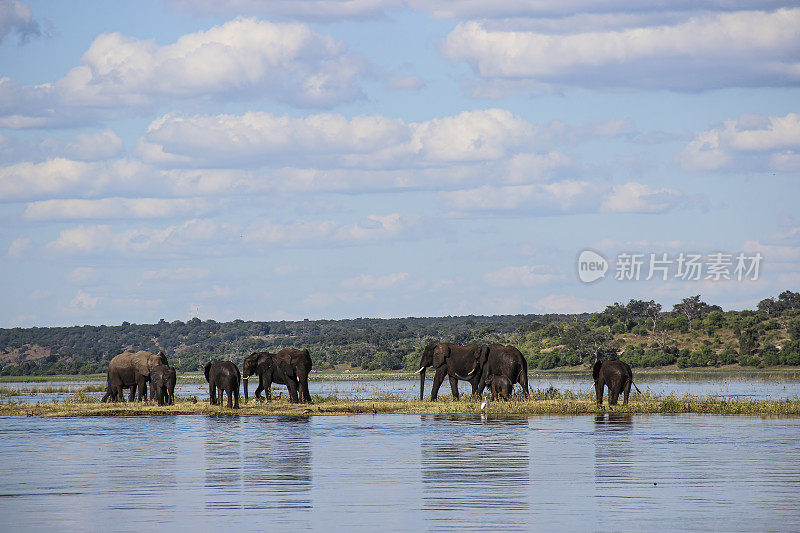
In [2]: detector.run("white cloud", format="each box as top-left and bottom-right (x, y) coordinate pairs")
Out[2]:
(0, 18), (366, 128)
(24, 197), (216, 221)
(440, 181), (604, 215)
(67, 267), (98, 284)
(7, 236), (30, 258)
(69, 289), (101, 310)
(484, 265), (560, 287)
(386, 74), (425, 91)
(43, 213), (417, 257)
(678, 113), (800, 172)
(442, 9), (800, 91)
(442, 180), (687, 216)
(0, 0), (43, 44)
(340, 272), (409, 290)
(601, 182), (684, 213)
(0, 158), (153, 202)
(531, 294), (606, 313)
(141, 108), (539, 169)
(63, 130), (123, 161)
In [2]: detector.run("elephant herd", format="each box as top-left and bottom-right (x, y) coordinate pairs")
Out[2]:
(101, 344), (638, 408)
(101, 348), (314, 409)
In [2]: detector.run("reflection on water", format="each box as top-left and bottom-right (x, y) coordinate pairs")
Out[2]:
(421, 415), (530, 531)
(1, 414), (800, 531)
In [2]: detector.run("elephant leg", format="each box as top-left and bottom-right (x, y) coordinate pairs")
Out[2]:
(254, 378), (264, 401)
(128, 385), (136, 403)
(233, 387), (240, 409)
(286, 379), (300, 404)
(430, 368), (447, 401)
(469, 375), (481, 398)
(226, 389), (233, 408)
(595, 380), (604, 406)
(218, 386), (224, 406)
(609, 388), (619, 405)
(449, 375), (460, 400)
(299, 375), (312, 403)
(623, 380), (632, 405)
(263, 375), (273, 401)
(209, 382), (217, 405)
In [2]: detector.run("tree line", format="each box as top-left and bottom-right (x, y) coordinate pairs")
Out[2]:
(1, 290), (798, 375)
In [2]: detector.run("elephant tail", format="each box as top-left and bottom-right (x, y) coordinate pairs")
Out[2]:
(632, 381), (642, 394)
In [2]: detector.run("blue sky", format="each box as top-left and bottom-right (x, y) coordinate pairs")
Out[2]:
(1, 0), (798, 327)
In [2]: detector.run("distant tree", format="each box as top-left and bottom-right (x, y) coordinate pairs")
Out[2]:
(673, 295), (709, 329)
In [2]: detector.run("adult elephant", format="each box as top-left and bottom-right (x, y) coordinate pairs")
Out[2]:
(415, 343), (489, 401)
(242, 348), (313, 403)
(101, 350), (168, 402)
(478, 344), (529, 399)
(593, 359), (640, 406)
(150, 364), (176, 406)
(205, 361), (240, 408)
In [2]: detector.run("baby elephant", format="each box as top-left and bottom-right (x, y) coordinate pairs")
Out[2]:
(150, 364), (176, 406)
(485, 373), (513, 401)
(205, 361), (240, 409)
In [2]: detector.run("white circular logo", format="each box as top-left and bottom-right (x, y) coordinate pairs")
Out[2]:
(577, 249), (608, 283)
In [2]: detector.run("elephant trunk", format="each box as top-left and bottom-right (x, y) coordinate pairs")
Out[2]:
(243, 377), (249, 401)
(418, 367), (426, 400)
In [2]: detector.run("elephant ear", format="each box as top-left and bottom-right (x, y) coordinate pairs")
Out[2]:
(432, 344), (449, 368)
(204, 362), (213, 382)
(592, 360), (603, 382)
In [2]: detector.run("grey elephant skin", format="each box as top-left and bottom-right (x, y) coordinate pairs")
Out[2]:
(593, 359), (637, 406)
(484, 373), (513, 400)
(150, 364), (176, 406)
(416, 343), (489, 401)
(102, 350), (168, 402)
(242, 348), (313, 403)
(205, 361), (241, 408)
(479, 344), (529, 399)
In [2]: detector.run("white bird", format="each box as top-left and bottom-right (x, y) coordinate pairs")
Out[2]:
(480, 400), (487, 410)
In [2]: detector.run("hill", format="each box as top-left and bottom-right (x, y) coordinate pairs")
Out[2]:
(1, 290), (798, 375)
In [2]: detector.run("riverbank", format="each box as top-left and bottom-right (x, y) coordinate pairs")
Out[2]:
(3, 366), (800, 383)
(4, 391), (800, 417)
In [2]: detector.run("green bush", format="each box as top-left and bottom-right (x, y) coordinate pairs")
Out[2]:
(738, 354), (761, 367)
(761, 345), (782, 366)
(719, 348), (738, 365)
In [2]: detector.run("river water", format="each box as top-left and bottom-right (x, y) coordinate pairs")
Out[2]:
(4, 371), (800, 403)
(0, 413), (799, 531)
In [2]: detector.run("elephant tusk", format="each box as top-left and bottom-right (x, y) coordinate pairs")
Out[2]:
(414, 367), (425, 374)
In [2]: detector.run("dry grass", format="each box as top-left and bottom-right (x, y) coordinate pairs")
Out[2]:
(3, 390), (800, 417)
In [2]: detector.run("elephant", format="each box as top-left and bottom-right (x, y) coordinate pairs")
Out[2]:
(484, 373), (513, 401)
(478, 344), (529, 399)
(150, 364), (176, 406)
(101, 350), (168, 402)
(205, 361), (241, 408)
(593, 359), (640, 406)
(242, 348), (313, 403)
(416, 343), (489, 401)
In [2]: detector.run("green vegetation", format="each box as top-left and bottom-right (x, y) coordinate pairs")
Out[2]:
(2, 290), (799, 376)
(4, 391), (800, 417)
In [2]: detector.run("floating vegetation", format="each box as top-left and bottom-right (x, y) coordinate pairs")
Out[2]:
(0, 384), (105, 396)
(2, 390), (800, 417)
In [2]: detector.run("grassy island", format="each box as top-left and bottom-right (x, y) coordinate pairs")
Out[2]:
(4, 390), (800, 418)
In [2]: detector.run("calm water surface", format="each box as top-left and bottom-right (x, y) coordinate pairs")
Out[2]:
(0, 414), (799, 531)
(4, 372), (800, 404)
